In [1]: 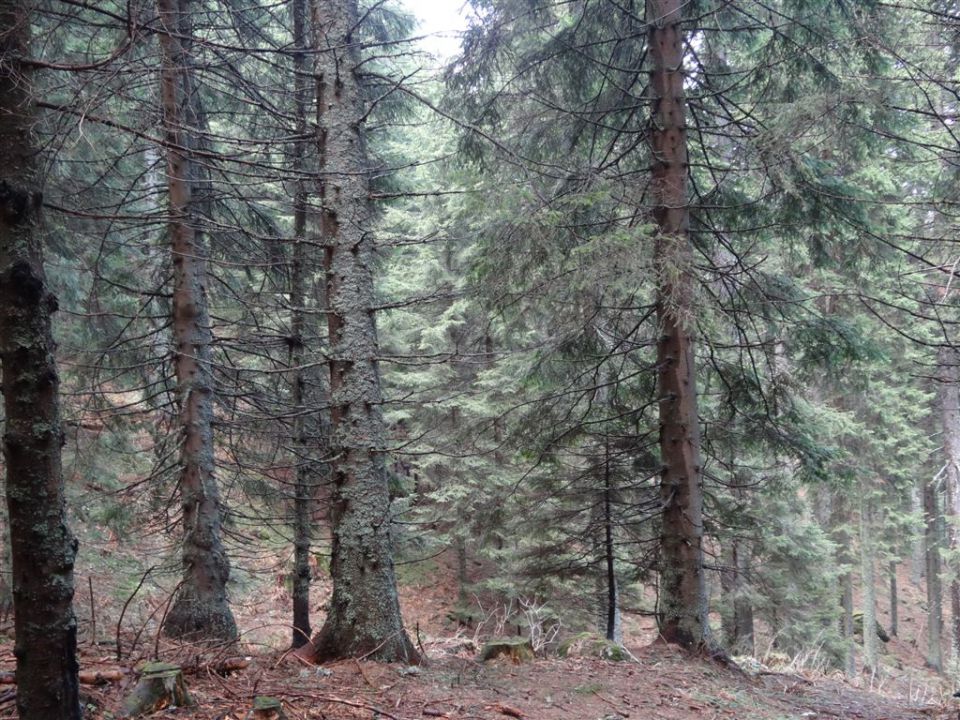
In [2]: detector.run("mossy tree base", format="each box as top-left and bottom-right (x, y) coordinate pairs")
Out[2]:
(248, 696), (288, 720)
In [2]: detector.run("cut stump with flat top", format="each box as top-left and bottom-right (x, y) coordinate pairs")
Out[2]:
(248, 696), (288, 720)
(480, 637), (534, 662)
(121, 662), (193, 717)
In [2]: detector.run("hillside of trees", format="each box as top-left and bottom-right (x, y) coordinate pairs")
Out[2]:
(1, 0), (960, 717)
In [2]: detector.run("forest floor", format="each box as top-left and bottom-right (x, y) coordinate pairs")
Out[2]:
(0, 638), (949, 720)
(0, 550), (954, 718)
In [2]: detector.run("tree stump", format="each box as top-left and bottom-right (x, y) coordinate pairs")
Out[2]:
(480, 637), (534, 662)
(248, 696), (288, 720)
(121, 662), (193, 717)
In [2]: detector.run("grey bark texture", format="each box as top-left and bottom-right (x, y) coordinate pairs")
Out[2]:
(938, 344), (960, 663)
(860, 497), (878, 670)
(157, 0), (236, 641)
(288, 0), (325, 650)
(298, 0), (416, 663)
(720, 470), (754, 655)
(648, 0), (711, 650)
(591, 448), (622, 644)
(830, 493), (855, 677)
(0, 2), (81, 717)
(720, 539), (754, 654)
(889, 560), (897, 637)
(910, 483), (925, 585)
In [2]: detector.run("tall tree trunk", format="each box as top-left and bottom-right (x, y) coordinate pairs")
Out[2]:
(924, 473), (943, 671)
(841, 570), (855, 677)
(722, 470), (754, 655)
(594, 441), (622, 643)
(288, 0), (320, 651)
(0, 2), (81, 716)
(455, 535), (469, 606)
(860, 496), (878, 671)
(911, 482), (925, 585)
(157, 0), (236, 641)
(831, 494), (855, 677)
(720, 535), (754, 654)
(298, 0), (416, 663)
(0, 498), (11, 620)
(733, 540), (754, 653)
(889, 560), (898, 638)
(648, 0), (710, 649)
(938, 344), (960, 666)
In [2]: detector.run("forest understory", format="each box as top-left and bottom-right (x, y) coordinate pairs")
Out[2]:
(0, 552), (954, 720)
(2, 0), (960, 718)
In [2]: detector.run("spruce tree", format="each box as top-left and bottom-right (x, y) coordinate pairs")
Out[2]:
(0, 0), (81, 714)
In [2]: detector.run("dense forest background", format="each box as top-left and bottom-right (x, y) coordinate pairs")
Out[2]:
(1, 0), (960, 717)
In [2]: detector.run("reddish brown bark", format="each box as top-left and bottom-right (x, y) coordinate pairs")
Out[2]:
(648, 0), (710, 649)
(157, 0), (236, 640)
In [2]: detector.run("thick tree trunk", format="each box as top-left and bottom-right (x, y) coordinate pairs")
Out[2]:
(157, 0), (236, 641)
(924, 474), (943, 671)
(298, 0), (416, 663)
(648, 0), (710, 650)
(0, 503), (11, 620)
(0, 3), (81, 716)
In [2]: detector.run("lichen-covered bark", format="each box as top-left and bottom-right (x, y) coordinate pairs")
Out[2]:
(648, 0), (710, 649)
(0, 3), (81, 717)
(157, 0), (236, 641)
(298, 0), (416, 663)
